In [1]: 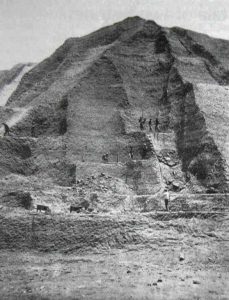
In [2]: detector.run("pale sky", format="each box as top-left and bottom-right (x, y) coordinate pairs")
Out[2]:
(0, 0), (229, 70)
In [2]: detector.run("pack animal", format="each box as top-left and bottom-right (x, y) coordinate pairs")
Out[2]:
(70, 205), (82, 213)
(37, 204), (50, 213)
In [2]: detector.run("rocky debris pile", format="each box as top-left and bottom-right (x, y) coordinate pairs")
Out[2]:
(70, 173), (133, 212)
(74, 173), (130, 195)
(157, 149), (180, 167)
(166, 180), (185, 192)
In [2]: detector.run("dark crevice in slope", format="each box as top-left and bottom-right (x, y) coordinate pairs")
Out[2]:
(158, 55), (175, 131)
(155, 30), (171, 54)
(157, 32), (228, 191)
(204, 61), (229, 85)
(138, 28), (175, 131)
(176, 37), (192, 55)
(167, 63), (228, 191)
(171, 27), (217, 64)
(191, 43), (217, 65)
(171, 27), (229, 85)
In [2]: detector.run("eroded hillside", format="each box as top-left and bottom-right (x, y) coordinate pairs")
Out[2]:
(0, 16), (228, 196)
(0, 17), (229, 300)
(0, 63), (35, 106)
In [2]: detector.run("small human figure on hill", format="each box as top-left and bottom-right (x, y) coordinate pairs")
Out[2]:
(154, 117), (160, 139)
(102, 153), (109, 163)
(129, 146), (134, 160)
(2, 123), (10, 136)
(164, 188), (170, 211)
(141, 143), (147, 159)
(149, 118), (152, 132)
(139, 117), (146, 131)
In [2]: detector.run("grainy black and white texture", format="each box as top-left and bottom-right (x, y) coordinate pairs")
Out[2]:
(0, 4), (229, 299)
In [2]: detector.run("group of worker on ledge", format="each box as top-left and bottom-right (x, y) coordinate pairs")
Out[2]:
(139, 116), (159, 132)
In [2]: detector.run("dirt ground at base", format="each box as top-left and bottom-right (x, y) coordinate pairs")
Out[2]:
(0, 246), (228, 300)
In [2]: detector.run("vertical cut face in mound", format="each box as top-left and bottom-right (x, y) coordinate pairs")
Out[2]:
(0, 137), (35, 177)
(2, 191), (33, 209)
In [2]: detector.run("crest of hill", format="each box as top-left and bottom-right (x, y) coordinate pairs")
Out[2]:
(6, 16), (229, 108)
(5, 16), (158, 107)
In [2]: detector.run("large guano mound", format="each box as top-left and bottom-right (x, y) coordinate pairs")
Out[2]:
(1, 17), (228, 195)
(0, 16), (229, 300)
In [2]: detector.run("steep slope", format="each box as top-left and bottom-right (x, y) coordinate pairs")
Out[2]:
(0, 63), (35, 106)
(1, 16), (228, 194)
(166, 28), (229, 190)
(0, 63), (35, 138)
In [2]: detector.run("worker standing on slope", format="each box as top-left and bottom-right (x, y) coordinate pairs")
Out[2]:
(140, 117), (147, 131)
(149, 118), (152, 132)
(139, 116), (144, 130)
(129, 146), (134, 160)
(102, 153), (109, 163)
(2, 123), (10, 136)
(141, 143), (148, 159)
(154, 117), (160, 139)
(164, 188), (170, 211)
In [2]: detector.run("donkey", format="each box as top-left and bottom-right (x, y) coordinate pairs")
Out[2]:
(70, 205), (82, 213)
(37, 204), (50, 213)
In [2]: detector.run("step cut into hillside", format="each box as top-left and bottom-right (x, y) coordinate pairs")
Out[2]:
(1, 16), (229, 194)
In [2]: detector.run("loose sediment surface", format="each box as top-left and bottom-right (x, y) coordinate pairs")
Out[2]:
(0, 242), (228, 300)
(0, 208), (229, 299)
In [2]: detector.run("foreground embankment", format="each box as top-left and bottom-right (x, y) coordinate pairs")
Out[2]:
(0, 209), (228, 253)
